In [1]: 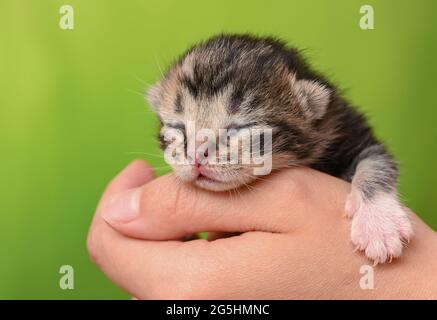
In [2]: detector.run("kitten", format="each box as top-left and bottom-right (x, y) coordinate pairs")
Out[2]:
(146, 34), (413, 264)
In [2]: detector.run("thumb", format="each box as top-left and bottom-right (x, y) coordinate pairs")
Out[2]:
(100, 168), (332, 240)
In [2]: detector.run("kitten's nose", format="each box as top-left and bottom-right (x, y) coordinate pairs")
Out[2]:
(192, 148), (208, 177)
(192, 154), (203, 175)
(195, 147), (208, 165)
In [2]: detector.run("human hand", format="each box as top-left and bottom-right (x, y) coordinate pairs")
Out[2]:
(87, 160), (437, 299)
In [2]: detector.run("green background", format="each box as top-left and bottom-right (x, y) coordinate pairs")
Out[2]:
(0, 0), (436, 299)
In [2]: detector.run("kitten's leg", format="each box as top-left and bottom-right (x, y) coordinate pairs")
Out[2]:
(344, 145), (413, 265)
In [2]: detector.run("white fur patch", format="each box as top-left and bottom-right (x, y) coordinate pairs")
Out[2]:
(345, 190), (413, 265)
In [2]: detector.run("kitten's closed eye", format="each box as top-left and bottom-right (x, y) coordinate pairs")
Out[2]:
(165, 122), (185, 132)
(226, 122), (258, 132)
(160, 122), (186, 150)
(164, 121), (260, 136)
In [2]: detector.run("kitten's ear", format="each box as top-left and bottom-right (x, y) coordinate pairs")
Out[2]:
(293, 79), (331, 121)
(146, 82), (162, 111)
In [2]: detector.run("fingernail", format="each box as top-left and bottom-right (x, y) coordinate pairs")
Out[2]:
(103, 188), (141, 222)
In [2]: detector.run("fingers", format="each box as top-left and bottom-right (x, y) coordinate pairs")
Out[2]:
(207, 232), (241, 241)
(86, 161), (208, 298)
(90, 160), (155, 227)
(87, 161), (352, 299)
(90, 208), (278, 298)
(89, 223), (281, 299)
(100, 168), (327, 240)
(89, 228), (211, 299)
(101, 167), (351, 241)
(86, 161), (270, 298)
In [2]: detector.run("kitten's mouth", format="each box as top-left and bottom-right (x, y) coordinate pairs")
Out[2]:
(194, 171), (233, 190)
(197, 166), (222, 182)
(197, 173), (224, 184)
(175, 165), (248, 191)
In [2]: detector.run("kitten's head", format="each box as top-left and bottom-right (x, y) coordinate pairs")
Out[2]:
(147, 34), (333, 191)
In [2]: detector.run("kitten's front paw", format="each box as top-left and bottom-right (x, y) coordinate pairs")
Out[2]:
(347, 192), (413, 265)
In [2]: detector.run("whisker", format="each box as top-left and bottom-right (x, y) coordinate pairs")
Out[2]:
(154, 55), (165, 78)
(148, 165), (172, 170)
(132, 74), (151, 86)
(127, 151), (164, 158)
(125, 88), (146, 98)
